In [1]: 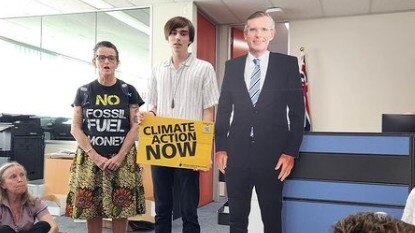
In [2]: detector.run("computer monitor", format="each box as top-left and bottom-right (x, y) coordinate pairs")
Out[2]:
(381, 114), (415, 133)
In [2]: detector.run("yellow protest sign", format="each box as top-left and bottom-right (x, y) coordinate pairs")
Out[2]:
(137, 116), (214, 171)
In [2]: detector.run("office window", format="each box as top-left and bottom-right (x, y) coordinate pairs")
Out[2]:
(0, 7), (150, 118)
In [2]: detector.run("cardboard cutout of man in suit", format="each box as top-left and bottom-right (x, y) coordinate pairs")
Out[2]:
(215, 11), (305, 233)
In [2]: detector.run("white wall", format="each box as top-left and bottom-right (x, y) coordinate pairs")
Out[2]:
(216, 25), (230, 89)
(290, 11), (415, 132)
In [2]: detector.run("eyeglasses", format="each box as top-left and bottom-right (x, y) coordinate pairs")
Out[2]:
(95, 55), (117, 62)
(246, 27), (273, 34)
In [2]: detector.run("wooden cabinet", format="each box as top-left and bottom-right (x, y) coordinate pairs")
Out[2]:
(44, 157), (72, 196)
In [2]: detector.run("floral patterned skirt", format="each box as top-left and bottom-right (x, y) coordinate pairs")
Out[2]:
(65, 146), (145, 219)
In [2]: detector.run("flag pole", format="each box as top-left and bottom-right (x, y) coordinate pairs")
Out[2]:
(299, 46), (311, 131)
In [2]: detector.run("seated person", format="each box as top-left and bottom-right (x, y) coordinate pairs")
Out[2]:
(0, 162), (58, 233)
(402, 188), (415, 225)
(332, 212), (415, 233)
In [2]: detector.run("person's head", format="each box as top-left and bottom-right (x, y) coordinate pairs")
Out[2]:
(0, 162), (32, 204)
(332, 212), (415, 233)
(244, 11), (276, 57)
(164, 16), (195, 53)
(92, 41), (119, 77)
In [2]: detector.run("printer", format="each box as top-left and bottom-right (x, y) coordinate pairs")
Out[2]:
(0, 114), (45, 180)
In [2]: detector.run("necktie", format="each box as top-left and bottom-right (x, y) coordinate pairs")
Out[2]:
(249, 58), (261, 105)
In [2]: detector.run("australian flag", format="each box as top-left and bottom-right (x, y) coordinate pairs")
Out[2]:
(300, 53), (311, 131)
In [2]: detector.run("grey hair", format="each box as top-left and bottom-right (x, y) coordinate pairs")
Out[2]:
(244, 11), (275, 31)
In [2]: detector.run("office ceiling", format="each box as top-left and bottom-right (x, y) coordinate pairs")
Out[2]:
(1, 0), (415, 24)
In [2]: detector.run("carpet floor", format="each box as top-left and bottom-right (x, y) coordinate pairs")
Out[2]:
(55, 198), (229, 233)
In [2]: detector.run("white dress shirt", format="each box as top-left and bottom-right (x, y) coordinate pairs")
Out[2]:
(244, 51), (270, 92)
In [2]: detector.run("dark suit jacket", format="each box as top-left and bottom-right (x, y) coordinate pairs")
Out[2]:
(215, 52), (305, 169)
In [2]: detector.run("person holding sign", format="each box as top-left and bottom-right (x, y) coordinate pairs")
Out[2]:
(215, 11), (305, 233)
(139, 16), (219, 233)
(66, 41), (146, 233)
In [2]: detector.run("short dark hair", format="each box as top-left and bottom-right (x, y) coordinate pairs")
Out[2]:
(245, 11), (275, 31)
(164, 16), (195, 44)
(92, 41), (120, 63)
(332, 212), (415, 233)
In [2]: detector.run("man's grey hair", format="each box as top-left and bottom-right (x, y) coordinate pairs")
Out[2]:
(244, 11), (275, 31)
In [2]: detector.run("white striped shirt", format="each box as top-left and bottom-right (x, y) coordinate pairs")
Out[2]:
(147, 53), (219, 121)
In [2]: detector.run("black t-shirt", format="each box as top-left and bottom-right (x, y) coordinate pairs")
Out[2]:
(73, 79), (144, 157)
